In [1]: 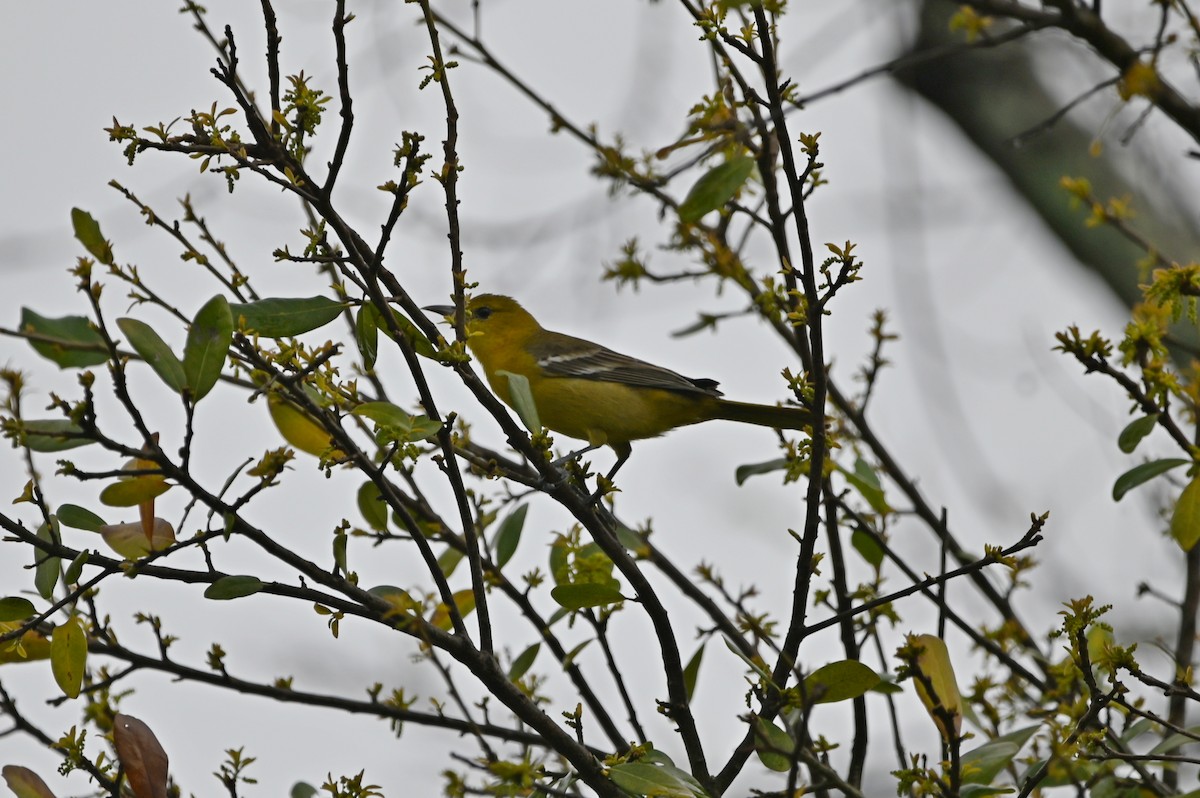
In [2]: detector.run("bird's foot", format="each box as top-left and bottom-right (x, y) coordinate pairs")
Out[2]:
(529, 454), (589, 493)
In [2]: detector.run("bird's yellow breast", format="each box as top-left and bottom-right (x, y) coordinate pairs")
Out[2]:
(519, 376), (716, 446)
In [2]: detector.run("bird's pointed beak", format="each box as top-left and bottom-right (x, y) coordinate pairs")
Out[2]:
(423, 304), (456, 318)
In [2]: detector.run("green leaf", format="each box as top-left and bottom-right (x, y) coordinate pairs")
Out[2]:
(355, 304), (380, 370)
(960, 741), (1019, 786)
(57, 504), (106, 532)
(493, 504), (528, 569)
(838, 458), (891, 514)
(1112, 458), (1190, 501)
(34, 522), (60, 600)
(116, 318), (186, 393)
(802, 659), (882, 704)
(621, 755), (708, 797)
(1172, 476), (1200, 551)
(183, 295), (233, 402)
(99, 477), (171, 508)
(64, 551), (90, 584)
(0, 596), (37, 622)
(357, 482), (388, 532)
(678, 155), (756, 223)
(871, 678), (904, 695)
(607, 763), (697, 798)
(1118, 718), (1156, 745)
(496, 370), (540, 432)
(367, 585), (417, 618)
(850, 527), (885, 568)
(353, 401), (442, 443)
(683, 644), (705, 702)
(71, 207), (113, 264)
(437, 546), (465, 579)
(1149, 724), (1200, 755)
(508, 642), (540, 681)
(1019, 757), (1097, 789)
(723, 636), (773, 681)
(333, 532), (348, 573)
(639, 749), (675, 767)
(550, 583), (624, 610)
(379, 309), (439, 360)
(20, 420), (93, 452)
(958, 787), (1013, 798)
(753, 715), (795, 772)
(230, 296), (345, 337)
(1118, 413), (1159, 453)
(734, 458), (788, 485)
(50, 615), (87, 698)
(615, 523), (650, 556)
(204, 575), (264, 600)
(561, 638), (592, 669)
(19, 308), (107, 368)
(962, 725), (1039, 785)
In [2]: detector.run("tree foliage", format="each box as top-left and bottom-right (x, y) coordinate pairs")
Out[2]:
(3, 1), (1200, 797)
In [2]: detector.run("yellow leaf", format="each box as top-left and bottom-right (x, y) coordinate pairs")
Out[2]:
(2, 766), (58, 798)
(0, 621), (52, 664)
(1171, 475), (1200, 551)
(909, 633), (962, 741)
(50, 616), (87, 698)
(99, 519), (177, 559)
(430, 589), (476, 631)
(13, 480), (35, 504)
(267, 395), (339, 458)
(99, 477), (170, 508)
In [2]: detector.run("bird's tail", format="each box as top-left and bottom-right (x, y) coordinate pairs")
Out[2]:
(713, 399), (813, 430)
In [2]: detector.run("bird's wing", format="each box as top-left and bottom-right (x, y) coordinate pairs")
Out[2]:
(530, 332), (723, 397)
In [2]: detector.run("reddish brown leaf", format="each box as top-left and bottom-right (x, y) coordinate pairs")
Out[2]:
(113, 714), (169, 798)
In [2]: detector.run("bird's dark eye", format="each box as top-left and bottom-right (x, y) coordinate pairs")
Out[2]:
(474, 306), (493, 320)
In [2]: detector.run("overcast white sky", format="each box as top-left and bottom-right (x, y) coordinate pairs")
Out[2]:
(0, 1), (1189, 795)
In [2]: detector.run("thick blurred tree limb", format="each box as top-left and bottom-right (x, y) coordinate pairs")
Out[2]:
(896, 0), (1200, 316)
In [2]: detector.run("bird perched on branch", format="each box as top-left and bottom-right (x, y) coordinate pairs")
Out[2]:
(426, 294), (813, 488)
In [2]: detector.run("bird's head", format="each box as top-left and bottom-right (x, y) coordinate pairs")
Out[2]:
(424, 294), (540, 348)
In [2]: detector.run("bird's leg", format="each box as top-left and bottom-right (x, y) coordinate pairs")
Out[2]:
(589, 444), (631, 507)
(542, 439), (631, 506)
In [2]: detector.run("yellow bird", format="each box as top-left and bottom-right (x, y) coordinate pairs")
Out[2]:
(426, 294), (813, 484)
